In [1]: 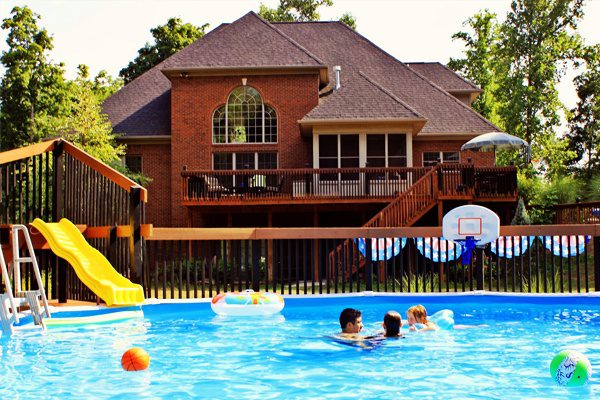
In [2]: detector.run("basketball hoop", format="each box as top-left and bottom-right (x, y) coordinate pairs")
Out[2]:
(442, 205), (500, 265)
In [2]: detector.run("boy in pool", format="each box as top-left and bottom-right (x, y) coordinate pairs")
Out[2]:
(382, 311), (403, 338)
(407, 305), (438, 332)
(339, 308), (364, 338)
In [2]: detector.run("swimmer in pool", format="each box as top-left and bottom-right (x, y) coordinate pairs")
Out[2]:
(407, 305), (438, 332)
(382, 310), (403, 338)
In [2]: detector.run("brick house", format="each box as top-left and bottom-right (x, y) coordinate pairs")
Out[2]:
(103, 12), (515, 228)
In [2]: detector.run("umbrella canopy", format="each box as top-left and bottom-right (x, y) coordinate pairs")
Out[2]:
(461, 131), (529, 152)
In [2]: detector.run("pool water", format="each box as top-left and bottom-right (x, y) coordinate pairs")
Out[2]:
(1, 294), (600, 399)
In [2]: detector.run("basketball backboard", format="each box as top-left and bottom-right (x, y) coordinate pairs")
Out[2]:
(442, 205), (500, 245)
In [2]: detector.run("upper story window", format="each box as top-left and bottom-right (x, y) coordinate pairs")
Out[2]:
(423, 151), (460, 167)
(212, 86), (278, 144)
(123, 155), (143, 173)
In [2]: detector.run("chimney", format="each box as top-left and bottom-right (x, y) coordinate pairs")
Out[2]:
(334, 65), (341, 90)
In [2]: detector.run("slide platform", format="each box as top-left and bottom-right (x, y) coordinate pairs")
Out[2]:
(31, 218), (144, 306)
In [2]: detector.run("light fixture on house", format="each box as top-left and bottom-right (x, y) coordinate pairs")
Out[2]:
(180, 71), (189, 78)
(242, 78), (247, 86)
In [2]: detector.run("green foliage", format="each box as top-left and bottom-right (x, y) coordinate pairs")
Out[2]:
(50, 65), (126, 166)
(523, 271), (561, 293)
(90, 69), (123, 103)
(511, 197), (532, 225)
(580, 173), (600, 201)
(258, 0), (355, 28)
(497, 0), (584, 146)
(0, 6), (70, 150)
(338, 12), (357, 30)
(449, 1), (585, 174)
(567, 44), (600, 177)
(448, 10), (503, 127)
(518, 172), (583, 224)
(397, 274), (440, 293)
(119, 17), (208, 84)
(259, 0), (332, 22)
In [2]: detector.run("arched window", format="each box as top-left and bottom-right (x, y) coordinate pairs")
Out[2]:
(212, 86), (278, 144)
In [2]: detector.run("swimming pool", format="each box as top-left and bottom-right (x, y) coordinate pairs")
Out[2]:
(1, 293), (599, 399)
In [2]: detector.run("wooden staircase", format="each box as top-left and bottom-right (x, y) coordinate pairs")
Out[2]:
(330, 166), (440, 278)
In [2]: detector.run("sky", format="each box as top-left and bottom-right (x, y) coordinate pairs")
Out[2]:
(1, 0), (600, 111)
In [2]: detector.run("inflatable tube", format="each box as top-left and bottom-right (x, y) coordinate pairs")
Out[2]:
(428, 309), (454, 330)
(211, 290), (284, 316)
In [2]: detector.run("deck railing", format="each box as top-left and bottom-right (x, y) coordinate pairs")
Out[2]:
(181, 165), (517, 205)
(555, 201), (600, 225)
(143, 224), (600, 298)
(181, 167), (431, 204)
(0, 139), (147, 303)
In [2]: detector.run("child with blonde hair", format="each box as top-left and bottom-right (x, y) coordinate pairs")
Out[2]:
(407, 305), (438, 332)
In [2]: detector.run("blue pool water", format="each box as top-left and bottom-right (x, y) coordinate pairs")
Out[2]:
(1, 294), (600, 399)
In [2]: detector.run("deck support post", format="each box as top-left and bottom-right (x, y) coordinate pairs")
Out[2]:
(129, 186), (142, 282)
(52, 141), (67, 303)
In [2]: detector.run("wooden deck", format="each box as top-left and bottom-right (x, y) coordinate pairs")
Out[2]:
(181, 165), (517, 207)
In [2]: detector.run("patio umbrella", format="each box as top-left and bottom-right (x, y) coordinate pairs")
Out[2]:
(461, 131), (530, 163)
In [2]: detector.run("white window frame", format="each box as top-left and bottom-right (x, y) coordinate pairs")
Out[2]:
(211, 86), (278, 144)
(314, 133), (409, 168)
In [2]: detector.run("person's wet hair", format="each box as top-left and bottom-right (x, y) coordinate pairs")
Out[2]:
(384, 311), (401, 337)
(408, 305), (428, 323)
(339, 308), (361, 330)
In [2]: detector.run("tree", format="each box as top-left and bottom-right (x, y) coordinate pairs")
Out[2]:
(0, 6), (69, 150)
(54, 65), (125, 166)
(258, 0), (356, 28)
(496, 0), (584, 167)
(448, 10), (503, 127)
(119, 17), (208, 84)
(90, 69), (123, 103)
(449, 1), (584, 174)
(511, 198), (531, 225)
(338, 12), (357, 30)
(567, 45), (600, 177)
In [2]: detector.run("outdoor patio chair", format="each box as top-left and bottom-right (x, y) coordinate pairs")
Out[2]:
(202, 175), (232, 198)
(265, 175), (284, 194)
(250, 174), (267, 188)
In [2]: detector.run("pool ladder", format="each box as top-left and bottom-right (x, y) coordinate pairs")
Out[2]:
(1, 224), (51, 335)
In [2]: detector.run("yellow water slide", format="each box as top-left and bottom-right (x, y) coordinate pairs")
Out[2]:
(31, 218), (144, 306)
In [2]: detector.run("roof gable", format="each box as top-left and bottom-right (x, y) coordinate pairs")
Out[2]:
(103, 13), (326, 136)
(164, 12), (324, 69)
(302, 71), (424, 121)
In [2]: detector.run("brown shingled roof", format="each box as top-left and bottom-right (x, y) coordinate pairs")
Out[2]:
(406, 62), (482, 93)
(276, 21), (499, 134)
(165, 12), (324, 69)
(104, 13), (501, 137)
(103, 12), (324, 136)
(303, 71), (424, 121)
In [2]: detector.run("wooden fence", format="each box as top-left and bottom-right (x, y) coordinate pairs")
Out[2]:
(555, 201), (600, 225)
(143, 225), (600, 298)
(0, 139), (146, 303)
